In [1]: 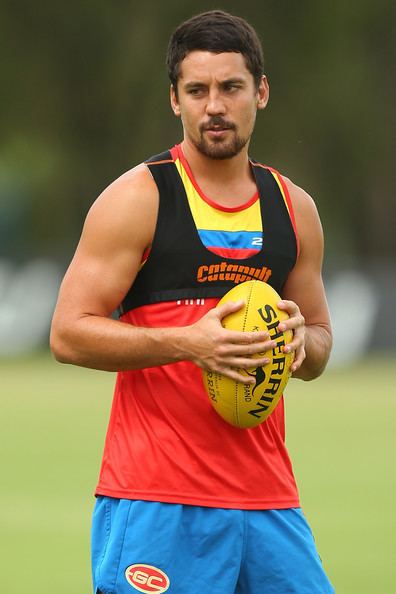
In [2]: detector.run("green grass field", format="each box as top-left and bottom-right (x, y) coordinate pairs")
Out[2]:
(1, 353), (395, 593)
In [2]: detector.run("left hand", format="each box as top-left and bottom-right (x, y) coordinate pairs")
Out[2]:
(277, 300), (306, 374)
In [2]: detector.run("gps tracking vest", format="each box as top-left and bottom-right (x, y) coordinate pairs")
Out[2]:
(96, 145), (301, 509)
(120, 145), (298, 315)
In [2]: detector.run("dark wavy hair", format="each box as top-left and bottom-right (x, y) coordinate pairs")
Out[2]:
(166, 10), (264, 92)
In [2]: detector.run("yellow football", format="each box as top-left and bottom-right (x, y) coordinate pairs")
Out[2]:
(202, 280), (294, 429)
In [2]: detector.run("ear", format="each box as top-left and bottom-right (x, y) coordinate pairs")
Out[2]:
(257, 75), (270, 110)
(170, 85), (181, 117)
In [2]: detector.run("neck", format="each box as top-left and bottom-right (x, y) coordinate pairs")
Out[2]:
(179, 138), (257, 208)
(180, 139), (253, 184)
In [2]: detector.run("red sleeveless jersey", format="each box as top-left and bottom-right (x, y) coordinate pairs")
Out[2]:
(95, 146), (300, 509)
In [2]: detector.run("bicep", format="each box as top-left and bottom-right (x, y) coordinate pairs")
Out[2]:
(59, 222), (141, 319)
(54, 167), (158, 320)
(282, 183), (331, 330)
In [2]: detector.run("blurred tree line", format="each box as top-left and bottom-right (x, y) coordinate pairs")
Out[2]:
(1, 0), (394, 270)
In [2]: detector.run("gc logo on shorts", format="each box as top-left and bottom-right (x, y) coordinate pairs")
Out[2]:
(125, 564), (170, 593)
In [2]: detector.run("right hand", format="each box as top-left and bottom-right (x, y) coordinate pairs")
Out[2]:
(186, 300), (277, 384)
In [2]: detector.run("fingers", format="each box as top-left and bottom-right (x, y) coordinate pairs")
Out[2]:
(208, 356), (271, 385)
(200, 331), (276, 384)
(215, 300), (270, 345)
(195, 298), (308, 379)
(220, 336), (276, 354)
(219, 354), (271, 372)
(283, 328), (304, 354)
(277, 300), (305, 332)
(207, 340), (277, 384)
(277, 299), (306, 373)
(291, 346), (306, 373)
(215, 299), (245, 320)
(217, 367), (257, 385)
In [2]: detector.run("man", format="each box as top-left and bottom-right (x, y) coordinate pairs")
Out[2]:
(51, 10), (334, 594)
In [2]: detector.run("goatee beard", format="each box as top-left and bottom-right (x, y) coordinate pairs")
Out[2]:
(195, 116), (249, 160)
(195, 134), (249, 160)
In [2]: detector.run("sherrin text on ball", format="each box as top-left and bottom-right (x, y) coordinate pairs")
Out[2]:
(202, 280), (294, 428)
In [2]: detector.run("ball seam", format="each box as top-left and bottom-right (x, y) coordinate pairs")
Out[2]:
(235, 281), (255, 428)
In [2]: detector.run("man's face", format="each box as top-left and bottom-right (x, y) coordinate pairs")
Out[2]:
(170, 51), (269, 160)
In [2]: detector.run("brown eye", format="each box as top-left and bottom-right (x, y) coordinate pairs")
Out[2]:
(188, 87), (205, 96)
(225, 83), (240, 92)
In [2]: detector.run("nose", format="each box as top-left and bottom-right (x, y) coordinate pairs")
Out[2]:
(206, 89), (226, 116)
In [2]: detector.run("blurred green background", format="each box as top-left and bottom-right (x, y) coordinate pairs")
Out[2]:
(2, 355), (395, 593)
(1, 1), (395, 593)
(1, 0), (395, 265)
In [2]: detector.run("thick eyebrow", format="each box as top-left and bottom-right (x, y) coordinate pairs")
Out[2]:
(183, 77), (247, 90)
(183, 81), (206, 90)
(220, 77), (246, 86)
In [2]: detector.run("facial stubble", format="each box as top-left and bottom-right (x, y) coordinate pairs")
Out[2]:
(195, 121), (250, 160)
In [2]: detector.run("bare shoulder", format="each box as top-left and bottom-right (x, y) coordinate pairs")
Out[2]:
(87, 163), (158, 234)
(281, 175), (324, 252)
(82, 164), (158, 249)
(282, 175), (321, 221)
(54, 163), (159, 319)
(97, 162), (158, 206)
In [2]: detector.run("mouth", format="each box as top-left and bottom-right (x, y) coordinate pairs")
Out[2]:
(202, 123), (235, 139)
(205, 127), (230, 136)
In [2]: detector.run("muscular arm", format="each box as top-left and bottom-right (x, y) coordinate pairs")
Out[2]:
(279, 179), (332, 381)
(50, 165), (273, 381)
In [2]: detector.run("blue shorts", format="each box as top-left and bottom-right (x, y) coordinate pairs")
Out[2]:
(91, 498), (334, 594)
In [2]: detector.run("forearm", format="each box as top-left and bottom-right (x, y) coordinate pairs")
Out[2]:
(292, 324), (332, 381)
(51, 301), (275, 381)
(50, 315), (188, 372)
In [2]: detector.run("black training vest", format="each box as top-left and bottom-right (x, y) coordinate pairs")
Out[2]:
(120, 150), (297, 315)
